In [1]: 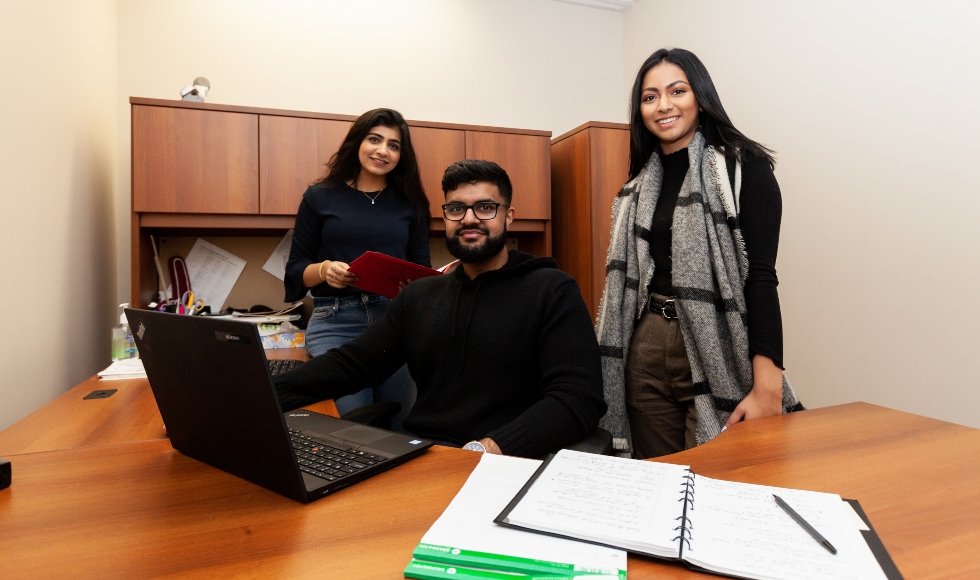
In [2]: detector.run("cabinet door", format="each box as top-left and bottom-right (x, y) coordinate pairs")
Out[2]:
(132, 105), (258, 213)
(259, 116), (352, 215)
(465, 131), (550, 219)
(589, 127), (630, 315)
(410, 127), (465, 218)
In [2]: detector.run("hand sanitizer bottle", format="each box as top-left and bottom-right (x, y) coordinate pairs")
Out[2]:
(112, 303), (138, 360)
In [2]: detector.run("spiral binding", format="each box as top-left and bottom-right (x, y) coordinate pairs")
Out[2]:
(672, 469), (696, 554)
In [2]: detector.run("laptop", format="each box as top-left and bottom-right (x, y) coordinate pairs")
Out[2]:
(126, 309), (433, 503)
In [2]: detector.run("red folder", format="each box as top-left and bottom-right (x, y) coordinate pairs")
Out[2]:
(348, 252), (442, 299)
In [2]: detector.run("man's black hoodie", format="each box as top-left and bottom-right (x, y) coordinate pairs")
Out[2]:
(274, 250), (607, 458)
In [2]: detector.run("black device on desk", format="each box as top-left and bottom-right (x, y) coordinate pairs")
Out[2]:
(125, 309), (433, 503)
(0, 458), (10, 490)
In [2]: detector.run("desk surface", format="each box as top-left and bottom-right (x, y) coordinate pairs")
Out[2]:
(0, 350), (334, 456)
(2, 392), (979, 578)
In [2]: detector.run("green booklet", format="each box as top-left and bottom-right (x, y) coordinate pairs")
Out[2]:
(405, 558), (597, 579)
(404, 454), (626, 580)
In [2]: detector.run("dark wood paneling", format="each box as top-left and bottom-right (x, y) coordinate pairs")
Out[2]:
(553, 120), (629, 144)
(409, 127), (465, 217)
(465, 131), (551, 220)
(130, 98), (550, 136)
(550, 130), (595, 313)
(140, 213), (296, 229)
(133, 105), (259, 213)
(259, 116), (352, 215)
(589, 127), (631, 314)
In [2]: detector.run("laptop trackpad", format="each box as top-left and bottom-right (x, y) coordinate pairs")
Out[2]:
(332, 424), (391, 445)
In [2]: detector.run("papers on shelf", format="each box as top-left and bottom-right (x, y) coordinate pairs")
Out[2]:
(262, 229), (293, 281)
(98, 359), (146, 380)
(180, 239), (247, 311)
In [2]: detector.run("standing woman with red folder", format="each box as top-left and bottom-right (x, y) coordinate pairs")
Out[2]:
(284, 108), (431, 432)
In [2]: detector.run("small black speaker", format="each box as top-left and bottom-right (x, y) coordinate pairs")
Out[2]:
(0, 458), (10, 490)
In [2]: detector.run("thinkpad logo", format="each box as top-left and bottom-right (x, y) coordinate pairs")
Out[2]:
(136, 322), (145, 340)
(288, 413), (310, 417)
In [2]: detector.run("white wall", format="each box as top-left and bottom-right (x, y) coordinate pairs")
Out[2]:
(0, 1), (118, 430)
(115, 0), (626, 301)
(623, 0), (980, 428)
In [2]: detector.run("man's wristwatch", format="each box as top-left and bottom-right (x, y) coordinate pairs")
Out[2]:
(462, 440), (487, 452)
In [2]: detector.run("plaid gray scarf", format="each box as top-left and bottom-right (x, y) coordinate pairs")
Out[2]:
(596, 132), (801, 453)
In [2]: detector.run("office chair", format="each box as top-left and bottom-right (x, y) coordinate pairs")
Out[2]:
(560, 428), (614, 456)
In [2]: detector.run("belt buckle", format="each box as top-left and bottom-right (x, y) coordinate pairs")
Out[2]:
(661, 299), (677, 320)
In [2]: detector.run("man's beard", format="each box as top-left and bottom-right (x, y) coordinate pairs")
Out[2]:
(446, 224), (508, 264)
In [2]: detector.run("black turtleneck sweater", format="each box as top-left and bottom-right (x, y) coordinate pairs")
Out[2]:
(273, 250), (607, 458)
(649, 148), (784, 368)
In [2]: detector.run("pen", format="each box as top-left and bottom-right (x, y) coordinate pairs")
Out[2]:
(773, 494), (837, 555)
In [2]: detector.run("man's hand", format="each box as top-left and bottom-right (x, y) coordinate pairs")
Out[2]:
(724, 355), (783, 427)
(478, 438), (502, 454)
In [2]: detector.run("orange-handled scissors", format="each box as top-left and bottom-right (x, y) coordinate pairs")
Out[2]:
(180, 291), (205, 315)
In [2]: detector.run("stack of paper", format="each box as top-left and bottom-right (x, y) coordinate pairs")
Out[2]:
(207, 310), (306, 349)
(404, 453), (626, 580)
(98, 359), (146, 380)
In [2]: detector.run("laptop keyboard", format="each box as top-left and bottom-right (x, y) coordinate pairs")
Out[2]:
(289, 429), (387, 483)
(268, 359), (304, 376)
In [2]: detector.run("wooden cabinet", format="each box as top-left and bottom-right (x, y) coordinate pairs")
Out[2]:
(465, 131), (551, 219)
(130, 98), (552, 308)
(132, 105), (259, 213)
(408, 126), (466, 217)
(551, 122), (630, 318)
(258, 115), (352, 215)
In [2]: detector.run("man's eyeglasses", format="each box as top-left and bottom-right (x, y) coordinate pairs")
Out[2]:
(442, 202), (507, 221)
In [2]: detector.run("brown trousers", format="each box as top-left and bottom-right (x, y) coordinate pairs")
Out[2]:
(625, 295), (698, 460)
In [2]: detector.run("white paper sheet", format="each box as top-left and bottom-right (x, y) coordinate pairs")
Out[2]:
(685, 477), (887, 580)
(262, 230), (293, 281)
(97, 359), (146, 380)
(503, 449), (689, 558)
(417, 453), (626, 577)
(184, 239), (247, 310)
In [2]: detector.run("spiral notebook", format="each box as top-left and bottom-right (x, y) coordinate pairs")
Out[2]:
(495, 450), (903, 580)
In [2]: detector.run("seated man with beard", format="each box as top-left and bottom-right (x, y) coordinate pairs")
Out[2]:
(273, 160), (606, 458)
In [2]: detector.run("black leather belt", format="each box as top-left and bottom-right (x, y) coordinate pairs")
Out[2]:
(649, 296), (677, 319)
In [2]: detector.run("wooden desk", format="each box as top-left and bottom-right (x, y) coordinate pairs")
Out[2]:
(2, 403), (978, 578)
(0, 350), (335, 456)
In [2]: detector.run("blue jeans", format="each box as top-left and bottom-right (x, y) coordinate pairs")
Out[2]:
(305, 294), (416, 434)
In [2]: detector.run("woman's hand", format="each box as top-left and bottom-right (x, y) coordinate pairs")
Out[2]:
(320, 260), (358, 289)
(724, 355), (783, 427)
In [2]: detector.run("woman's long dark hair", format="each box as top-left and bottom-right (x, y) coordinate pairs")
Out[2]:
(319, 108), (431, 224)
(627, 48), (774, 180)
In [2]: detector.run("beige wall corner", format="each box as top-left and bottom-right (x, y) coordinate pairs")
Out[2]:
(0, 1), (118, 430)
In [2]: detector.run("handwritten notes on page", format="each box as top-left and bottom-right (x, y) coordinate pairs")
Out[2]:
(184, 239), (246, 311)
(686, 477), (887, 580)
(502, 450), (690, 558)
